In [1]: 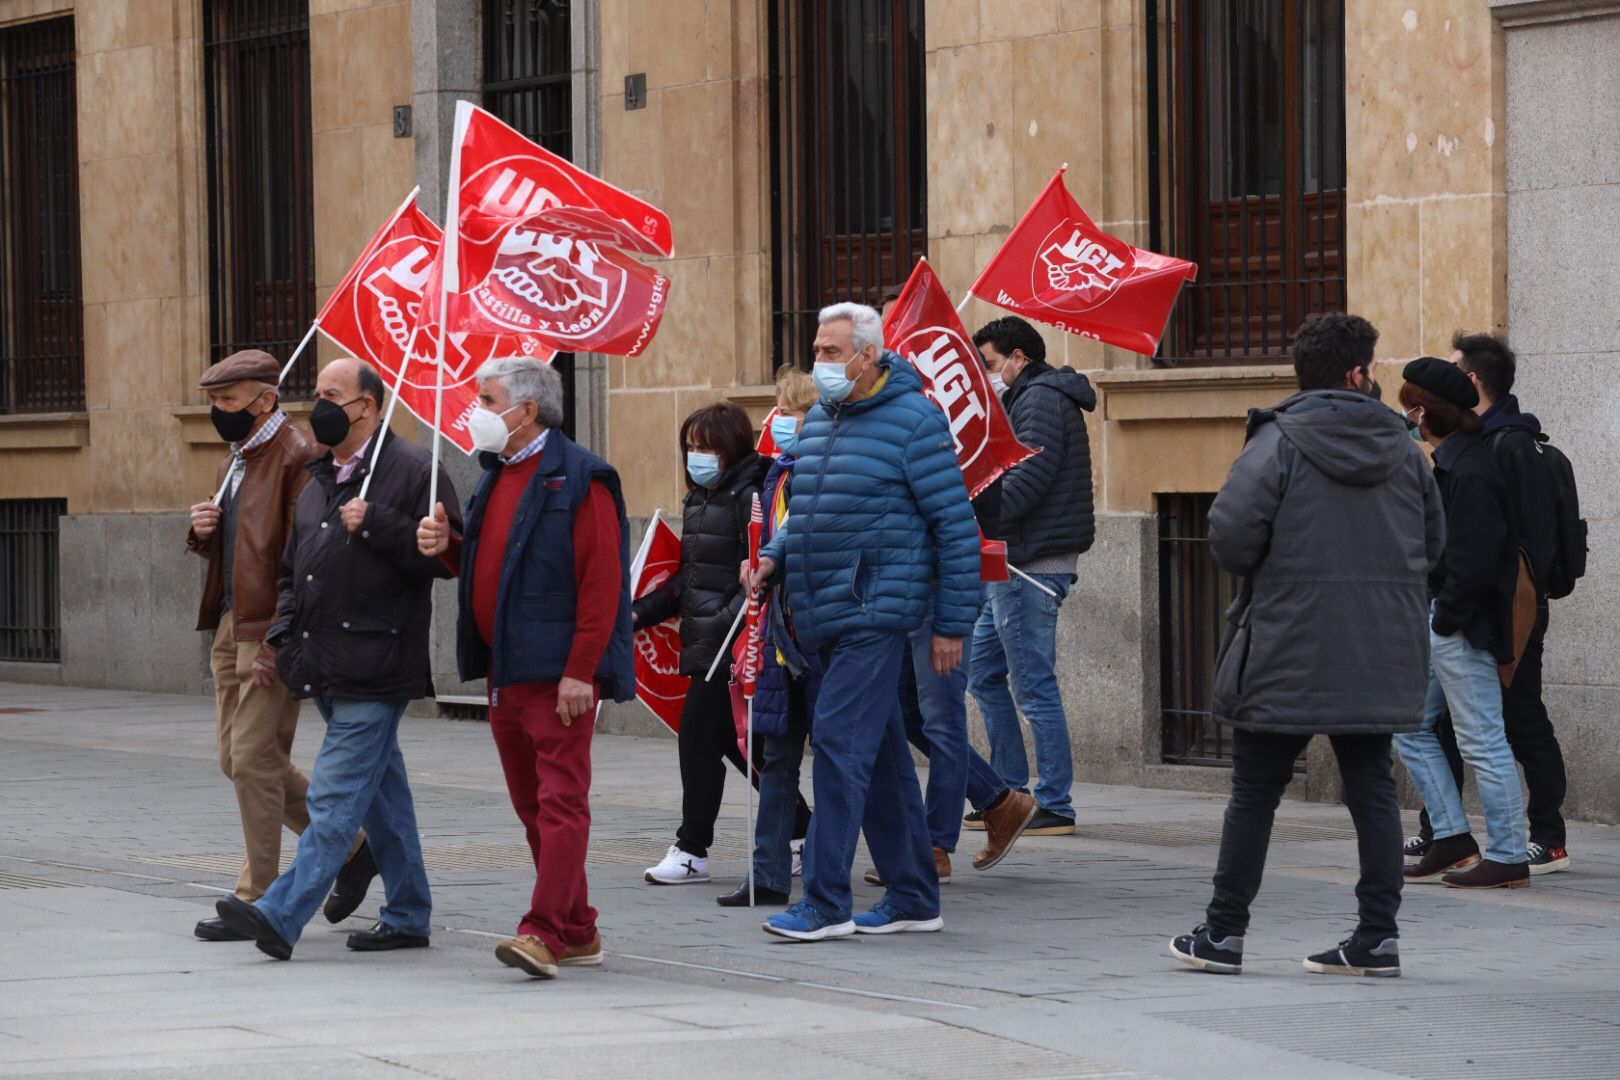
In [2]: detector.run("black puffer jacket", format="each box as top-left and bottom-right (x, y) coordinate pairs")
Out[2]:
(991, 360), (1097, 565)
(1208, 391), (1444, 734)
(633, 453), (769, 676)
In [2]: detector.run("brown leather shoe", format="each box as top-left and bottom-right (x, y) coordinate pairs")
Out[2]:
(973, 790), (1038, 871)
(863, 866), (885, 886)
(561, 932), (603, 967)
(934, 846), (951, 883)
(495, 935), (558, 979)
(1404, 833), (1481, 882)
(1442, 859), (1531, 889)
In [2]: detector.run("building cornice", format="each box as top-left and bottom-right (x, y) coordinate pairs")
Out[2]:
(1489, 0), (1620, 28)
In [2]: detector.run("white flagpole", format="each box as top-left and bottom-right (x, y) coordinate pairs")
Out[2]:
(209, 322), (321, 507)
(705, 603), (748, 683)
(1009, 563), (1060, 598)
(746, 693), (755, 907)
(356, 337), (414, 502)
(429, 103), (470, 514)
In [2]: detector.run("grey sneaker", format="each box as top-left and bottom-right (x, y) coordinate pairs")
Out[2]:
(1169, 925), (1243, 975)
(1304, 937), (1400, 977)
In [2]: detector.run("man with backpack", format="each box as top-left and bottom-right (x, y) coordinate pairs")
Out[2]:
(1405, 332), (1585, 875)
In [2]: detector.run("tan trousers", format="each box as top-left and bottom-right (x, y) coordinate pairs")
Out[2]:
(211, 610), (311, 900)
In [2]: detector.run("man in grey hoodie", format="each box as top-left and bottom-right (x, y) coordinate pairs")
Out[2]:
(1170, 313), (1445, 979)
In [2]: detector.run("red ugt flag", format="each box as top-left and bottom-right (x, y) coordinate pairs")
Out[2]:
(968, 168), (1196, 356)
(630, 511), (688, 736)
(883, 260), (1036, 499)
(441, 102), (674, 357)
(754, 406), (781, 457)
(731, 495), (766, 700)
(314, 190), (553, 456)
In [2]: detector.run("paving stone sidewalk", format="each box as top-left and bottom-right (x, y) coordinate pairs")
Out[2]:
(2, 682), (1618, 1079)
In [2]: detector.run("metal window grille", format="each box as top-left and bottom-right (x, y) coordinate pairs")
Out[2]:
(768, 0), (926, 371)
(0, 17), (84, 414)
(1147, 0), (1345, 367)
(203, 0), (316, 395)
(483, 0), (576, 436)
(1158, 494), (1240, 765)
(0, 499), (65, 662)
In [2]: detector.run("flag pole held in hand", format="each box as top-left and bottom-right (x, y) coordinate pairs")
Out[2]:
(209, 321), (321, 508)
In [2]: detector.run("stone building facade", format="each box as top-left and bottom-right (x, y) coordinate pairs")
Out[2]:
(0, 0), (1612, 821)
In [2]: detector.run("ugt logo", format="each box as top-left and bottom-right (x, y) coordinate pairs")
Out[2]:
(469, 225), (625, 347)
(900, 326), (990, 468)
(358, 239), (434, 360)
(1035, 221), (1136, 313)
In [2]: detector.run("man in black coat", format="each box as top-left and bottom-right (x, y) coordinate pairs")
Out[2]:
(1406, 332), (1570, 875)
(1171, 313), (1444, 979)
(216, 358), (463, 960)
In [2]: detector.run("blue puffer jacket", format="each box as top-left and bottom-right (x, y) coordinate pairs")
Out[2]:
(753, 455), (823, 737)
(761, 352), (981, 648)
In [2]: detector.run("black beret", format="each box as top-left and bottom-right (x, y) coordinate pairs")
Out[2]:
(1401, 356), (1478, 410)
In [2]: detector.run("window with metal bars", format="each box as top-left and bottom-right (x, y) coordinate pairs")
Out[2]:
(0, 498), (65, 662)
(0, 17), (84, 414)
(768, 0), (926, 372)
(1158, 494), (1242, 765)
(1147, 0), (1345, 367)
(203, 0), (316, 395)
(482, 0), (576, 437)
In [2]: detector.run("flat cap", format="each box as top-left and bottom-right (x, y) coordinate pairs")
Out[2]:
(1401, 356), (1478, 410)
(199, 349), (280, 389)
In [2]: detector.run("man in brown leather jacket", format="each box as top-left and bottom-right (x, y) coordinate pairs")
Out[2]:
(185, 350), (374, 942)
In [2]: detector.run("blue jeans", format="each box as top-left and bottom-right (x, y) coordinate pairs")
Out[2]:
(753, 681), (809, 895)
(804, 630), (938, 922)
(255, 697), (431, 944)
(1395, 626), (1528, 865)
(902, 651), (1006, 819)
(968, 574), (1074, 819)
(902, 601), (970, 852)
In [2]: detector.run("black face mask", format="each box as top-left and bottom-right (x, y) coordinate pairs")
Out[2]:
(210, 397), (261, 443)
(309, 397), (361, 448)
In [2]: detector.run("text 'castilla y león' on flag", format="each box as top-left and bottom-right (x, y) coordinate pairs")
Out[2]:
(316, 100), (675, 454)
(969, 167), (1196, 357)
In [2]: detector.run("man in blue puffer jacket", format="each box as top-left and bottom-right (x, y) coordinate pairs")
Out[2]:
(748, 302), (981, 942)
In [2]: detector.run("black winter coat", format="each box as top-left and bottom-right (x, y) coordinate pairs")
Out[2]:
(269, 434), (463, 702)
(1429, 432), (1519, 663)
(632, 453), (769, 677)
(988, 360), (1097, 565)
(1208, 391), (1444, 735)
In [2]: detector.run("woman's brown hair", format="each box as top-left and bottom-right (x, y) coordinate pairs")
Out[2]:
(1398, 382), (1482, 440)
(679, 400), (755, 489)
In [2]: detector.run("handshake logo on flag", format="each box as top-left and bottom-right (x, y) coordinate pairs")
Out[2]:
(1038, 223), (1136, 311)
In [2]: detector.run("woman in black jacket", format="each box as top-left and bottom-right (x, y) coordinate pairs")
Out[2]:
(633, 401), (809, 886)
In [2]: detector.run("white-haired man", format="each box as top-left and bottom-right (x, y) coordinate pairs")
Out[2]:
(748, 304), (981, 941)
(417, 358), (636, 979)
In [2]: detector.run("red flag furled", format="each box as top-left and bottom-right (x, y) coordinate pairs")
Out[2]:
(440, 102), (674, 357)
(630, 512), (687, 736)
(731, 494), (766, 700)
(755, 406), (781, 457)
(316, 191), (553, 456)
(979, 531), (1010, 583)
(883, 260), (1037, 499)
(968, 167), (1197, 356)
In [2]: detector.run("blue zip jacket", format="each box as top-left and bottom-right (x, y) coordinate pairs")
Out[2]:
(761, 352), (981, 647)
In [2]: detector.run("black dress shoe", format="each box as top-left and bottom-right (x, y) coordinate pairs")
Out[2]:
(324, 840), (378, 924)
(215, 896), (293, 960)
(194, 917), (250, 942)
(346, 921), (430, 952)
(716, 881), (790, 907)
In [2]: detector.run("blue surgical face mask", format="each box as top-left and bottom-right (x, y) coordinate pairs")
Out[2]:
(769, 413), (801, 454)
(687, 450), (722, 488)
(1403, 407), (1424, 442)
(813, 359), (855, 403)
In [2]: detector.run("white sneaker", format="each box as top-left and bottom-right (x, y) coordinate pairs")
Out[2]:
(791, 839), (804, 878)
(644, 844), (710, 885)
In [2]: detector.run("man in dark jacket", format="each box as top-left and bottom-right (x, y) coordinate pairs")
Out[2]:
(1406, 332), (1570, 875)
(1170, 313), (1444, 978)
(751, 302), (981, 942)
(417, 357), (633, 979)
(215, 357), (462, 961)
(967, 316), (1096, 833)
(185, 349), (371, 943)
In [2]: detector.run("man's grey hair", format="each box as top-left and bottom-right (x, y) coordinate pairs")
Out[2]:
(819, 302), (884, 353)
(477, 357), (565, 428)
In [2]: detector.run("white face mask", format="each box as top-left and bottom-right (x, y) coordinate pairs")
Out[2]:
(468, 403), (522, 454)
(988, 372), (1008, 397)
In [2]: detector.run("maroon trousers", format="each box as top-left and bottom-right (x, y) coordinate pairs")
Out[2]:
(488, 681), (598, 956)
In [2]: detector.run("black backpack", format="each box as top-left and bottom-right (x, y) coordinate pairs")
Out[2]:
(1532, 435), (1587, 600)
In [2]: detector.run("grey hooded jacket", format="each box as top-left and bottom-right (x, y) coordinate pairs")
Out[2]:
(1208, 390), (1445, 735)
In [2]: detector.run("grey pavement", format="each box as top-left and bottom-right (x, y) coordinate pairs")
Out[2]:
(2, 682), (1618, 1079)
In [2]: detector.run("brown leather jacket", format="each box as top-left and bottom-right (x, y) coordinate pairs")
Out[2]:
(188, 418), (320, 642)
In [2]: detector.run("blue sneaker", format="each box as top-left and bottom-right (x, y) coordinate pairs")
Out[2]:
(762, 900), (855, 942)
(852, 900), (943, 935)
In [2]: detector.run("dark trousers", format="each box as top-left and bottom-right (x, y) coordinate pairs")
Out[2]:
(1418, 608), (1567, 848)
(1207, 729), (1403, 945)
(676, 666), (810, 858)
